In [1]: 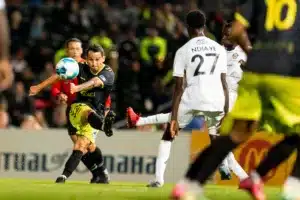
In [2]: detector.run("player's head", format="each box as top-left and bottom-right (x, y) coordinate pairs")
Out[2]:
(186, 10), (206, 36)
(86, 44), (105, 72)
(65, 38), (83, 61)
(222, 22), (236, 50)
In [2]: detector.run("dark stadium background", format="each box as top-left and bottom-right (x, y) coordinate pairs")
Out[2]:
(2, 0), (239, 130)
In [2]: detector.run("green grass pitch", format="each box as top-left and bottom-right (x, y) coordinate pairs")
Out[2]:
(0, 179), (281, 200)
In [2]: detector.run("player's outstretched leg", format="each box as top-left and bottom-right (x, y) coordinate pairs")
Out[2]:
(56, 136), (90, 183)
(147, 123), (173, 187)
(126, 107), (170, 128)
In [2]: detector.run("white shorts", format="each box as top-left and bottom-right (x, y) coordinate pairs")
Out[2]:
(229, 92), (237, 111)
(177, 102), (223, 135)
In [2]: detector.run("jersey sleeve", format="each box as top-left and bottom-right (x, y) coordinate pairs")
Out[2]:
(235, 0), (253, 28)
(219, 47), (227, 73)
(172, 47), (186, 77)
(0, 0), (5, 10)
(98, 67), (115, 88)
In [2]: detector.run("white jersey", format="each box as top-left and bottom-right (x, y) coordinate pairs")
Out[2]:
(173, 36), (227, 111)
(226, 46), (247, 93)
(0, 0), (5, 10)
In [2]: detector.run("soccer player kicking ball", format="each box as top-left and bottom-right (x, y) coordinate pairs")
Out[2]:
(128, 10), (229, 187)
(51, 38), (112, 184)
(29, 44), (116, 183)
(171, 1), (300, 200)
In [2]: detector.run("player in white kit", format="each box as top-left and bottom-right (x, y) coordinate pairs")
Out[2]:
(128, 10), (229, 187)
(127, 22), (248, 186)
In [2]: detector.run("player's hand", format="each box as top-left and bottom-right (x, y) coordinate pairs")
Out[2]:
(29, 85), (41, 96)
(57, 93), (68, 104)
(170, 120), (179, 138)
(70, 83), (78, 94)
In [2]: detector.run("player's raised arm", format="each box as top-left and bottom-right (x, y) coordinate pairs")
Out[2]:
(0, 1), (13, 91)
(230, 1), (253, 54)
(170, 48), (185, 137)
(29, 74), (61, 96)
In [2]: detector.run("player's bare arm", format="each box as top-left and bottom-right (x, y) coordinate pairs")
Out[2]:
(70, 77), (104, 94)
(29, 74), (60, 96)
(170, 76), (184, 137)
(221, 73), (229, 114)
(0, 8), (13, 91)
(231, 21), (252, 54)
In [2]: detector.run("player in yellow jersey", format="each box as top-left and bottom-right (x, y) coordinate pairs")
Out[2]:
(171, 1), (300, 200)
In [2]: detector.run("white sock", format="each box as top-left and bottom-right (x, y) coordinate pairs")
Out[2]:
(282, 176), (300, 199)
(226, 152), (248, 180)
(155, 140), (172, 184)
(136, 113), (171, 126)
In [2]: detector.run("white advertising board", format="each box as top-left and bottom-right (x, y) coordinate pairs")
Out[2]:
(0, 129), (190, 183)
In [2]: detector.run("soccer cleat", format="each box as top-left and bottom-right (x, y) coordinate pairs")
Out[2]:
(239, 175), (266, 200)
(104, 110), (116, 137)
(146, 181), (163, 188)
(126, 107), (140, 128)
(219, 166), (232, 180)
(55, 175), (66, 183)
(90, 169), (110, 184)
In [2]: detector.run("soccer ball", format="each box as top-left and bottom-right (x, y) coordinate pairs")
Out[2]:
(56, 57), (79, 80)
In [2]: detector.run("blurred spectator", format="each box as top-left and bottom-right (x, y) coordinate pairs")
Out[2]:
(6, 81), (42, 129)
(140, 26), (167, 112)
(117, 27), (142, 118)
(10, 9), (28, 54)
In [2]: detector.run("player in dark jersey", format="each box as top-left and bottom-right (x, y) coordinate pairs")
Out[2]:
(171, 1), (300, 200)
(29, 44), (116, 184)
(51, 38), (112, 184)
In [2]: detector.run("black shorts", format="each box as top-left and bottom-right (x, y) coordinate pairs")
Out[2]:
(66, 105), (77, 135)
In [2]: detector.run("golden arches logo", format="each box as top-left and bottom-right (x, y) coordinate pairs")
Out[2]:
(239, 140), (276, 181)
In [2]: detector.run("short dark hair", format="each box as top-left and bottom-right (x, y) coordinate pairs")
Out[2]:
(87, 44), (105, 56)
(186, 10), (206, 29)
(65, 38), (82, 48)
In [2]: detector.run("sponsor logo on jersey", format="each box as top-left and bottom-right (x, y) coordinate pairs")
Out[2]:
(232, 53), (238, 59)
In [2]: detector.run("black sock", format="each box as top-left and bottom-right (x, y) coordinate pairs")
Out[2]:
(256, 134), (300, 178)
(89, 147), (106, 176)
(291, 141), (300, 179)
(185, 136), (238, 184)
(81, 152), (94, 171)
(62, 150), (83, 178)
(87, 112), (104, 130)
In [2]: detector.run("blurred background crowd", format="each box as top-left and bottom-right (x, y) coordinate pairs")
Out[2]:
(0, 0), (238, 130)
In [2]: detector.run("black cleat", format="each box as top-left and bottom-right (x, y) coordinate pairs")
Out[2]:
(104, 111), (116, 137)
(90, 175), (109, 184)
(146, 181), (163, 188)
(55, 175), (66, 183)
(90, 169), (110, 184)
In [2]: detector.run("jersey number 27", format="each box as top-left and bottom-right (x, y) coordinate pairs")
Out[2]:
(192, 53), (220, 76)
